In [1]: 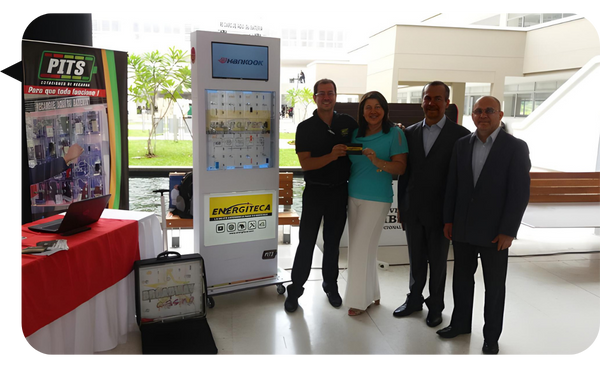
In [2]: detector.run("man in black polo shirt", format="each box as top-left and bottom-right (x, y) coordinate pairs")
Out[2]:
(284, 79), (358, 313)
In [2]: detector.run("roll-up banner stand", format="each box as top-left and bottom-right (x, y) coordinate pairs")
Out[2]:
(190, 31), (283, 292)
(22, 40), (129, 220)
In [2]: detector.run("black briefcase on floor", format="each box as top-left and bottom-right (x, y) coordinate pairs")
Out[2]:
(134, 251), (218, 354)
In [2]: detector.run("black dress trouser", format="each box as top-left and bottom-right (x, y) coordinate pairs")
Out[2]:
(450, 241), (509, 343)
(287, 183), (348, 298)
(405, 219), (450, 312)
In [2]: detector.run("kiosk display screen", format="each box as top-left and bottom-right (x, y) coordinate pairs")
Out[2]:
(211, 42), (268, 81)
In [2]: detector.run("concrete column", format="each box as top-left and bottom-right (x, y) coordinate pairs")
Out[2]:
(449, 82), (466, 126)
(490, 75), (506, 108)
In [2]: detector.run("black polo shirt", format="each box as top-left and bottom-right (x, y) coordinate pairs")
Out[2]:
(295, 110), (358, 185)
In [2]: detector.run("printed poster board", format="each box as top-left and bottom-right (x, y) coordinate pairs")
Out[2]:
(204, 190), (277, 247)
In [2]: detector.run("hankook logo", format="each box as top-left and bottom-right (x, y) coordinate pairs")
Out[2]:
(217, 57), (264, 66)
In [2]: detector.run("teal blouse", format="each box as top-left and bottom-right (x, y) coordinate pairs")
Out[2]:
(348, 126), (408, 203)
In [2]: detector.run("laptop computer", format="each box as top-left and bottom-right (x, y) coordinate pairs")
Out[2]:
(28, 194), (111, 236)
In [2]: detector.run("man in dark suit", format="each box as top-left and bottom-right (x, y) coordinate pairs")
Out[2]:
(394, 81), (470, 327)
(437, 96), (531, 355)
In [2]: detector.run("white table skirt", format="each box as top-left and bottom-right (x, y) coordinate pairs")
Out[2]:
(25, 209), (163, 354)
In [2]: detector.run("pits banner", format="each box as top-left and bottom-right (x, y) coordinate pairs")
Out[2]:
(23, 44), (107, 99)
(22, 40), (129, 219)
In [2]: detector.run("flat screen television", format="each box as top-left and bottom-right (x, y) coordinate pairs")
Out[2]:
(211, 42), (268, 81)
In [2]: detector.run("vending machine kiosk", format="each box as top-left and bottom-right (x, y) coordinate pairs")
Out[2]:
(190, 31), (285, 301)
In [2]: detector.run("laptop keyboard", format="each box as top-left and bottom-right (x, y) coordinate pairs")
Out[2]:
(39, 220), (62, 230)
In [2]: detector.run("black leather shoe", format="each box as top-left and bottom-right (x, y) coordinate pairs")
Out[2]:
(325, 290), (342, 307)
(426, 312), (443, 327)
(322, 282), (342, 308)
(436, 325), (470, 338)
(482, 341), (499, 354)
(393, 301), (422, 317)
(284, 294), (299, 312)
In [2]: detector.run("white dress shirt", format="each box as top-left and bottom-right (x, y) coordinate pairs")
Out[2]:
(471, 125), (503, 185)
(422, 116), (446, 157)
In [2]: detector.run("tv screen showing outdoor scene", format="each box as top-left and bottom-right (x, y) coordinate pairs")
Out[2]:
(211, 42), (268, 81)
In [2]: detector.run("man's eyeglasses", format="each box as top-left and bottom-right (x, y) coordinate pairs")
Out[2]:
(315, 91), (336, 97)
(472, 108), (499, 115)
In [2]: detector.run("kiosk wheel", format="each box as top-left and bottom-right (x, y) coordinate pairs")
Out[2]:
(207, 296), (215, 309)
(276, 284), (286, 295)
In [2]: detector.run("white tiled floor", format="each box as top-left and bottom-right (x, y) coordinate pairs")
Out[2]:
(98, 224), (600, 360)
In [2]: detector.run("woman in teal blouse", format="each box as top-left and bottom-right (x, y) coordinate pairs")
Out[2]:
(345, 91), (408, 316)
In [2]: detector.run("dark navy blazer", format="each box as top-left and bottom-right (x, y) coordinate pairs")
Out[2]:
(443, 129), (531, 247)
(397, 118), (470, 227)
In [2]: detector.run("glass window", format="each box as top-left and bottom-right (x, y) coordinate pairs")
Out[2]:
(133, 22), (139, 32)
(467, 95), (485, 115)
(534, 92), (552, 110)
(505, 84), (519, 92)
(507, 17), (522, 27)
(464, 97), (471, 115)
(518, 82), (535, 92)
(523, 14), (541, 27)
(144, 23), (152, 33)
(516, 93), (533, 116)
(111, 21), (119, 32)
(327, 31), (333, 41)
(504, 94), (516, 117)
(542, 14), (563, 23)
(398, 93), (407, 103)
(102, 20), (110, 32)
(508, 13), (527, 19)
(506, 13), (574, 28)
(153, 23), (160, 33)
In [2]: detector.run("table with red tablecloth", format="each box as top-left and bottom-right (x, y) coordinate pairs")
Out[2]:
(22, 209), (163, 354)
(22, 215), (139, 337)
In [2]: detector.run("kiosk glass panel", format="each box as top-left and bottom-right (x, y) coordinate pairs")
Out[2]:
(205, 89), (274, 171)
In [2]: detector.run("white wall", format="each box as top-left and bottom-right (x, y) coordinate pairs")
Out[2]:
(523, 18), (600, 74)
(512, 56), (600, 172)
(307, 62), (367, 95)
(366, 25), (527, 103)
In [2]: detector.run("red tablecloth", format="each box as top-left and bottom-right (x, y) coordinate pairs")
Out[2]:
(22, 215), (140, 337)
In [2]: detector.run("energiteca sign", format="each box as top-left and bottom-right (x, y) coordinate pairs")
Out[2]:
(38, 51), (97, 82)
(204, 191), (276, 247)
(209, 194), (273, 221)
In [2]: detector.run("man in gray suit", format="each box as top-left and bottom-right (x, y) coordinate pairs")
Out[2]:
(394, 81), (470, 327)
(437, 96), (531, 355)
